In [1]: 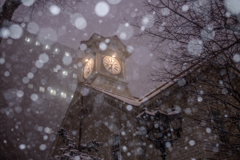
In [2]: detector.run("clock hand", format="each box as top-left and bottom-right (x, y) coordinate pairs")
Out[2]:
(109, 64), (113, 70)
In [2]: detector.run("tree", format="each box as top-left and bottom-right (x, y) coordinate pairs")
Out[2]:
(0, 0), (82, 44)
(131, 0), (240, 159)
(55, 128), (103, 160)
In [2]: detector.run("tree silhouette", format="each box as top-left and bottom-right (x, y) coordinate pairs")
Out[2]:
(131, 0), (240, 159)
(55, 128), (103, 160)
(0, 0), (82, 43)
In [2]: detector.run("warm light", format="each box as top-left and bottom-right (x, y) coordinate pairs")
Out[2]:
(50, 89), (56, 95)
(65, 52), (70, 56)
(39, 87), (45, 92)
(63, 71), (68, 76)
(61, 92), (66, 98)
(85, 59), (89, 62)
(112, 53), (117, 57)
(53, 68), (58, 72)
(28, 84), (33, 89)
(25, 37), (30, 42)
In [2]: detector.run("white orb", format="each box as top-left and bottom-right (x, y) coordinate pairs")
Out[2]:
(95, 1), (110, 17)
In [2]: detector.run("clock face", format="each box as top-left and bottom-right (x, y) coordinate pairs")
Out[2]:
(83, 58), (94, 79)
(103, 56), (121, 74)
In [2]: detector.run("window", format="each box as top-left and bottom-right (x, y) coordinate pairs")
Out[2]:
(39, 87), (45, 92)
(28, 84), (33, 89)
(211, 109), (228, 143)
(111, 134), (120, 160)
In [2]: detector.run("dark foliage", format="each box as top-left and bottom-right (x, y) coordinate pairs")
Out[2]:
(55, 128), (103, 160)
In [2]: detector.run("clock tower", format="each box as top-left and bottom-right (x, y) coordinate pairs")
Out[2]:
(78, 33), (133, 98)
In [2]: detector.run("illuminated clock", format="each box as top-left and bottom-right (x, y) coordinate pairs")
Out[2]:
(103, 56), (121, 74)
(83, 58), (94, 79)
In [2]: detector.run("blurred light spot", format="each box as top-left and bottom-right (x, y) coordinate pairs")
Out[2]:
(30, 93), (38, 101)
(233, 53), (240, 62)
(162, 8), (170, 16)
(126, 105), (133, 111)
(182, 5), (189, 12)
(81, 88), (90, 96)
(15, 106), (22, 113)
(62, 54), (72, 66)
(141, 14), (155, 28)
(28, 84), (33, 89)
(201, 25), (215, 41)
(39, 53), (49, 63)
(0, 58), (5, 64)
(75, 17), (87, 30)
(27, 72), (34, 79)
(95, 1), (110, 17)
(189, 140), (195, 146)
(0, 28), (10, 39)
(80, 43), (87, 50)
(99, 42), (107, 51)
(22, 77), (29, 84)
(27, 22), (39, 34)
(19, 144), (26, 150)
(50, 89), (56, 96)
(53, 68), (58, 72)
(61, 92), (66, 98)
(73, 64), (77, 69)
(4, 71), (10, 77)
(178, 78), (186, 86)
(21, 0), (35, 6)
(39, 144), (47, 150)
(49, 5), (61, 15)
(39, 87), (45, 92)
(63, 71), (68, 76)
(17, 90), (24, 97)
(9, 24), (23, 39)
(165, 142), (171, 148)
(224, 0), (240, 15)
(107, 0), (121, 4)
(197, 97), (203, 102)
(117, 23), (134, 40)
(45, 45), (50, 49)
(65, 52), (70, 56)
(206, 127), (211, 133)
(35, 60), (43, 68)
(188, 39), (203, 56)
(44, 127), (52, 134)
(73, 73), (77, 78)
(122, 145), (127, 152)
(25, 37), (31, 42)
(43, 135), (48, 140)
(105, 38), (110, 43)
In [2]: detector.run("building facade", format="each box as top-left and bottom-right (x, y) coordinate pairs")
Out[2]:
(48, 34), (240, 160)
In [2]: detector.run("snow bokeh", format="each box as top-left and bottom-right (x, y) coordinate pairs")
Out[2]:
(95, 1), (110, 17)
(49, 5), (61, 15)
(27, 22), (39, 34)
(224, 0), (240, 15)
(187, 39), (203, 56)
